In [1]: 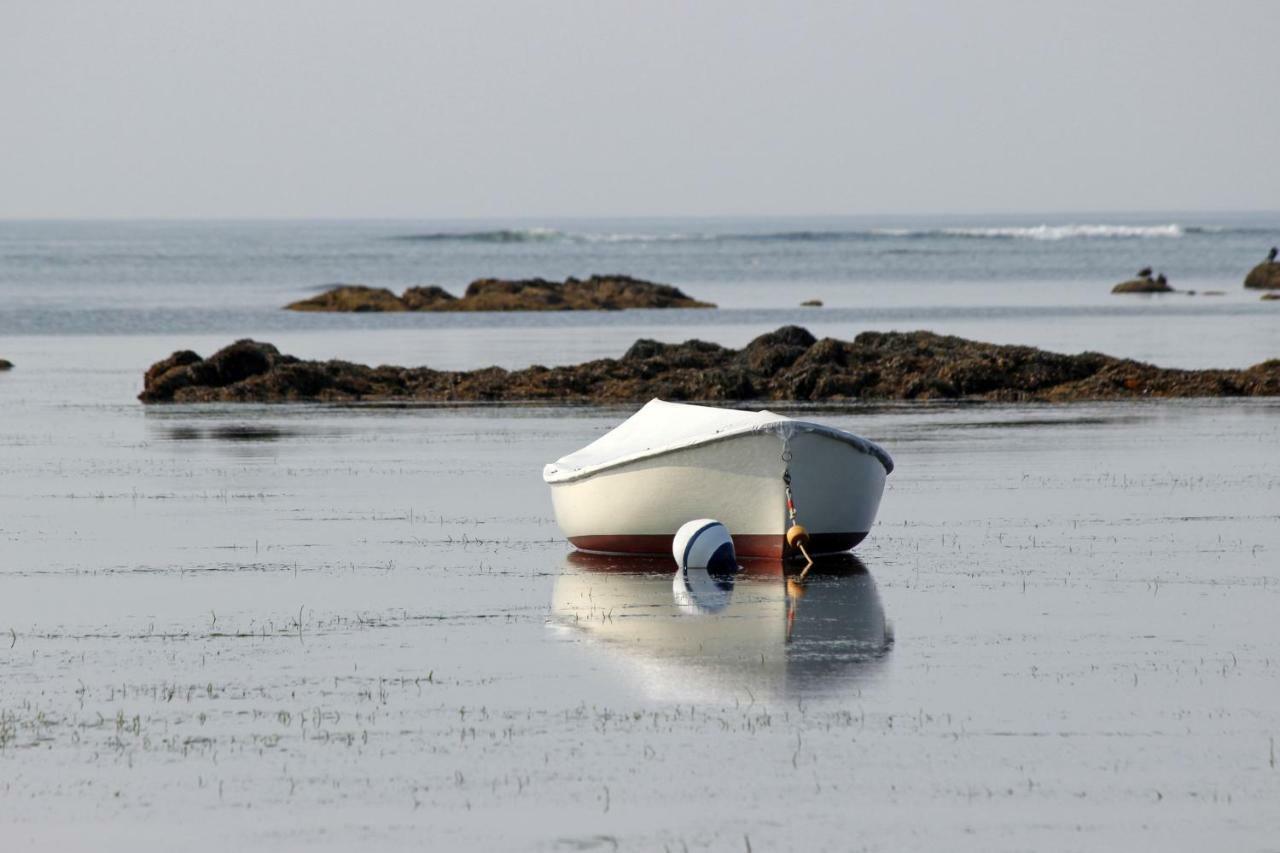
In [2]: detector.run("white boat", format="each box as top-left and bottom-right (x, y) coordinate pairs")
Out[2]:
(543, 399), (893, 559)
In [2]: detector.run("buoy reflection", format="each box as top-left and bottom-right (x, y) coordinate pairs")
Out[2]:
(551, 551), (891, 700)
(673, 563), (737, 614)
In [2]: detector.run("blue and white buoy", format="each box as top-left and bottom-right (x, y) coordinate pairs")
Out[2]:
(672, 518), (738, 614)
(672, 518), (738, 574)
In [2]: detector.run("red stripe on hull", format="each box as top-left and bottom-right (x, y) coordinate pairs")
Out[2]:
(564, 550), (787, 578)
(569, 531), (867, 559)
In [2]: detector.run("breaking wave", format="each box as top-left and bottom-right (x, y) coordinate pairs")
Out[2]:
(393, 227), (564, 243)
(936, 224), (1188, 240)
(392, 223), (1240, 244)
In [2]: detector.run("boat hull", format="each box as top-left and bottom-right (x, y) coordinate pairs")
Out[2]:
(549, 430), (886, 558)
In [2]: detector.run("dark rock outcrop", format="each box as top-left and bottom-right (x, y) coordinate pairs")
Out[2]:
(286, 285), (409, 312)
(1262, 292), (1280, 301)
(0, 359), (12, 371)
(139, 327), (1280, 404)
(285, 275), (714, 312)
(1244, 262), (1280, 290)
(1112, 278), (1174, 294)
(800, 299), (823, 307)
(464, 275), (713, 310)
(400, 285), (457, 310)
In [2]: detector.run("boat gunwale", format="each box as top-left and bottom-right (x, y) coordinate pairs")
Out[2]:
(542, 420), (894, 485)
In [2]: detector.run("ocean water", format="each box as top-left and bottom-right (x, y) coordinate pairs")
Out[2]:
(1, 214), (1278, 369)
(2, 216), (1280, 850)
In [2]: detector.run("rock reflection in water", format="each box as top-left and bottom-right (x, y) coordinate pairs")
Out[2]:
(155, 423), (294, 443)
(551, 551), (892, 701)
(147, 419), (310, 459)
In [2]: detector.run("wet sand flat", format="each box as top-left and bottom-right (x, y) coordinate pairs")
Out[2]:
(3, 373), (1279, 850)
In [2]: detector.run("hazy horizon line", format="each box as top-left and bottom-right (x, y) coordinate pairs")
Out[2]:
(4, 208), (1280, 225)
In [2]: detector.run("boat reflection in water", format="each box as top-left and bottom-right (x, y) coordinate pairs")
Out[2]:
(550, 551), (892, 701)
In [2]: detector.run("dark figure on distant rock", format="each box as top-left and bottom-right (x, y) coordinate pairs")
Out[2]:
(1156, 273), (1168, 287)
(1268, 247), (1277, 263)
(1137, 267), (1152, 279)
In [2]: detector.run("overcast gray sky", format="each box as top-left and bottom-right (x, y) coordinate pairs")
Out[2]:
(3, 1), (1277, 218)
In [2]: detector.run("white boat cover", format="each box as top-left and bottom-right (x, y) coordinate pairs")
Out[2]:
(543, 399), (893, 483)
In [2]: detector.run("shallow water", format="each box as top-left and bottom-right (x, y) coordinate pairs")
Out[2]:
(3, 217), (1279, 849)
(3, 340), (1279, 849)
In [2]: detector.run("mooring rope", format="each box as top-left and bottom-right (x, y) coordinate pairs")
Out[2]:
(780, 439), (814, 577)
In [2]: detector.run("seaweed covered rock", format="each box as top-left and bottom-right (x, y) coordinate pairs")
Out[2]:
(1112, 277), (1174, 294)
(741, 325), (817, 373)
(140, 341), (284, 402)
(1244, 262), (1280, 290)
(400, 285), (457, 310)
(458, 278), (573, 311)
(140, 328), (1280, 404)
(560, 275), (713, 310)
(286, 285), (408, 312)
(285, 275), (713, 312)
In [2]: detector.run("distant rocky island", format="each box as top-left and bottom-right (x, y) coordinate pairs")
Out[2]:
(285, 275), (714, 312)
(1112, 277), (1174, 294)
(139, 327), (1280, 404)
(1244, 261), (1280, 291)
(1112, 268), (1174, 293)
(1111, 253), (1280, 297)
(0, 358), (12, 371)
